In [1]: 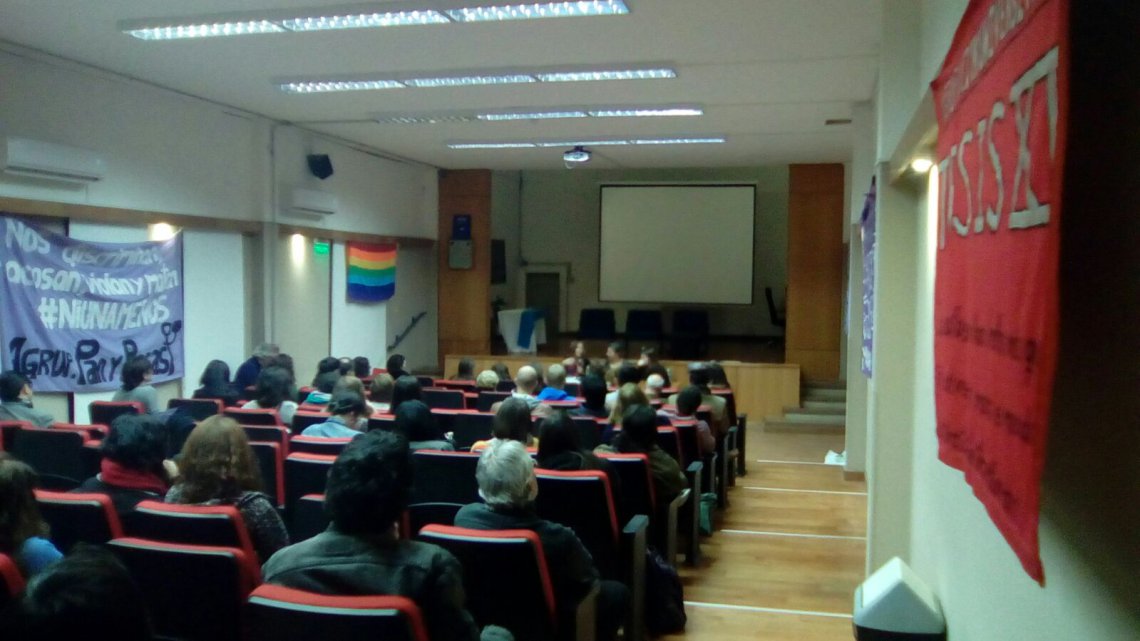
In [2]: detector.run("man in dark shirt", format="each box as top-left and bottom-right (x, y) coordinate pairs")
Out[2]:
(233, 343), (278, 392)
(455, 440), (629, 641)
(262, 431), (509, 641)
(0, 371), (55, 427)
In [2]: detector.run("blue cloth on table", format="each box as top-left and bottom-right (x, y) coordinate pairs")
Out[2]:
(517, 308), (545, 349)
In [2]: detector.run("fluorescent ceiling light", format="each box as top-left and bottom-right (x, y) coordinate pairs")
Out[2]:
(280, 11), (449, 31)
(404, 74), (537, 87)
(536, 140), (629, 147)
(124, 20), (285, 40)
(478, 111), (589, 121)
(448, 142), (538, 149)
(446, 1), (629, 22)
(280, 79), (404, 93)
(376, 114), (480, 124)
(536, 68), (676, 82)
(590, 107), (702, 117)
(630, 137), (726, 145)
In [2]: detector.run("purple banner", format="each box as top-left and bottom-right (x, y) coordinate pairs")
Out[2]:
(860, 178), (876, 377)
(0, 217), (184, 392)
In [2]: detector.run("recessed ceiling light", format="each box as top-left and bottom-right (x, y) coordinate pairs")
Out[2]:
(630, 137), (726, 145)
(404, 74), (538, 88)
(123, 20), (286, 40)
(478, 111), (589, 121)
(280, 11), (450, 31)
(446, 1), (629, 22)
(536, 68), (677, 82)
(589, 106), (702, 117)
(448, 142), (538, 149)
(279, 79), (405, 93)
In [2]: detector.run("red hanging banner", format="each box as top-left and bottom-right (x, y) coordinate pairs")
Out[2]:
(930, 0), (1069, 584)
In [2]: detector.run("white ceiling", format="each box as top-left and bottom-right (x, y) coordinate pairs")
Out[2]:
(0, 0), (882, 170)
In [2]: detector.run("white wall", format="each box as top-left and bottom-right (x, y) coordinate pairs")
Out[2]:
(385, 244), (438, 374)
(510, 166), (789, 336)
(182, 229), (247, 388)
(330, 240), (387, 368)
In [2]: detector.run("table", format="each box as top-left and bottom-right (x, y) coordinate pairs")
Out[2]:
(498, 308), (546, 354)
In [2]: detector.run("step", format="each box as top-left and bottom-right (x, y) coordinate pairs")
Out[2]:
(785, 403), (846, 415)
(804, 388), (847, 402)
(762, 417), (846, 434)
(802, 379), (847, 390)
(777, 412), (846, 426)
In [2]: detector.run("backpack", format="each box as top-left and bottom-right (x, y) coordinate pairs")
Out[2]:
(643, 546), (686, 635)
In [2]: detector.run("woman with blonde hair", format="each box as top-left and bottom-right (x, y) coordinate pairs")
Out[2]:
(608, 382), (649, 426)
(165, 416), (289, 562)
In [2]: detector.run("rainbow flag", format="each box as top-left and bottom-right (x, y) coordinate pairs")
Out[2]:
(347, 242), (396, 302)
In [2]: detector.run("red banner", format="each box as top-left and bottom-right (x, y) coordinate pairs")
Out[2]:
(931, 0), (1069, 584)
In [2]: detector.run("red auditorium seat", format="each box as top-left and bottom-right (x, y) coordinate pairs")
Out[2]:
(224, 407), (283, 426)
(284, 452), (336, 515)
(0, 553), (24, 610)
(246, 585), (429, 641)
(128, 500), (259, 563)
(35, 490), (124, 552)
(409, 450), (481, 504)
(249, 441), (285, 508)
(288, 435), (352, 456)
(167, 397), (224, 420)
(289, 494), (328, 542)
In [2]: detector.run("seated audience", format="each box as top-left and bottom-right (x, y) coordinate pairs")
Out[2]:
(455, 440), (628, 641)
(536, 411), (621, 498)
(637, 347), (671, 388)
(596, 406), (687, 505)
(386, 354), (410, 380)
(491, 362), (511, 384)
(369, 373), (395, 413)
(585, 359), (609, 381)
(1, 545), (152, 641)
(604, 363), (643, 411)
(301, 392), (368, 439)
(304, 371), (339, 405)
(644, 373), (667, 401)
(234, 342), (278, 392)
(452, 357), (476, 381)
(660, 386), (716, 454)
(242, 366), (299, 427)
(603, 383), (649, 444)
(112, 356), (160, 414)
(605, 340), (626, 369)
(394, 400), (454, 451)
(572, 375), (610, 420)
(564, 340), (588, 378)
(472, 398), (534, 451)
(667, 363), (728, 437)
(475, 369), (500, 391)
(509, 366), (542, 411)
(352, 356), (371, 379)
(337, 357), (353, 376)
(390, 375), (423, 414)
(75, 414), (174, 525)
(0, 455), (62, 576)
(536, 364), (575, 402)
(262, 431), (507, 641)
(0, 371), (54, 427)
(707, 362), (731, 389)
(166, 416), (289, 562)
(192, 359), (240, 407)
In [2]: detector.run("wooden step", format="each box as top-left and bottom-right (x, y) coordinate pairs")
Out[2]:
(802, 379), (847, 390)
(762, 417), (846, 434)
(803, 388), (847, 402)
(785, 403), (846, 415)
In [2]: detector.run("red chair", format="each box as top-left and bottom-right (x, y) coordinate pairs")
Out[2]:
(168, 397), (224, 421)
(88, 401), (144, 426)
(422, 388), (466, 410)
(598, 452), (701, 566)
(108, 538), (259, 641)
(247, 585), (429, 641)
(225, 407), (283, 426)
(242, 425), (290, 453)
(0, 553), (24, 610)
(410, 450), (481, 504)
(476, 391), (511, 412)
(418, 525), (595, 641)
(11, 426), (93, 489)
(35, 490), (124, 552)
(284, 453), (336, 515)
(291, 411), (328, 432)
(434, 379), (478, 393)
(249, 441), (285, 508)
(128, 500), (259, 565)
(50, 422), (109, 440)
(401, 502), (464, 539)
(367, 414), (396, 432)
(289, 436), (352, 456)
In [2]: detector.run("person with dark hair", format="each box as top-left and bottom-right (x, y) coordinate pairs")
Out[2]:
(241, 366), (299, 427)
(301, 392), (368, 439)
(75, 415), (173, 524)
(456, 440), (629, 641)
(572, 374), (609, 420)
(352, 356), (371, 379)
(112, 356), (159, 414)
(2, 545), (153, 641)
(638, 347), (672, 388)
(0, 371), (55, 427)
(262, 431), (506, 641)
(390, 375), (422, 414)
(660, 386), (715, 454)
(596, 406), (686, 504)
(192, 359), (240, 407)
(385, 354), (409, 380)
(0, 455), (61, 576)
(304, 370), (340, 405)
(604, 362), (642, 411)
(667, 363), (728, 437)
(707, 362), (730, 389)
(310, 357), (341, 387)
(393, 400), (453, 451)
(451, 357), (476, 381)
(234, 343), (279, 392)
(536, 411), (621, 498)
(472, 397), (533, 452)
(369, 373), (395, 413)
(605, 340), (626, 368)
(490, 362), (511, 384)
(166, 416), (289, 562)
(564, 340), (588, 377)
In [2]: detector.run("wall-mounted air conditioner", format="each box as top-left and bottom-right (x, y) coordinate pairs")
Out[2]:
(3, 137), (106, 183)
(290, 187), (337, 216)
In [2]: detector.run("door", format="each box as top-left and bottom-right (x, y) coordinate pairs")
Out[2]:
(525, 272), (561, 337)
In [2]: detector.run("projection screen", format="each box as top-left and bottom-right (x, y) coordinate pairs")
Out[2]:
(598, 185), (755, 304)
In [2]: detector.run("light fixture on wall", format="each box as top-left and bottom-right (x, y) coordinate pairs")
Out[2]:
(148, 223), (178, 241)
(910, 157), (934, 173)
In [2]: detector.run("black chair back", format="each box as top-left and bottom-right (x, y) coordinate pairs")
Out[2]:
(534, 470), (621, 578)
(128, 501), (255, 560)
(289, 436), (352, 456)
(284, 453), (336, 515)
(242, 425), (290, 451)
(656, 427), (683, 465)
(168, 397), (223, 421)
(225, 408), (282, 426)
(571, 416), (603, 450)
(410, 450), (480, 504)
(88, 401), (142, 426)
(35, 490), (124, 552)
(249, 441), (285, 507)
(423, 388), (466, 410)
(403, 501), (464, 538)
(290, 494), (329, 542)
(597, 453), (656, 521)
(578, 308), (617, 340)
(290, 411), (329, 433)
(247, 585), (429, 641)
(451, 413), (494, 449)
(367, 414), (397, 432)
(12, 427), (88, 485)
(477, 391), (511, 412)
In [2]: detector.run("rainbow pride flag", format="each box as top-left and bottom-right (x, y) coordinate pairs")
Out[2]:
(347, 242), (396, 302)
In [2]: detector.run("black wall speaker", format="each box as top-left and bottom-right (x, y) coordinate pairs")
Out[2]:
(491, 239), (507, 284)
(306, 154), (333, 180)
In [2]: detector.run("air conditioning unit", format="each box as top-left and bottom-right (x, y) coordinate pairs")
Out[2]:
(290, 187), (337, 216)
(3, 137), (106, 183)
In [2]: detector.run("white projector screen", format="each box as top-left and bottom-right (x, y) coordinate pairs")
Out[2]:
(599, 185), (755, 304)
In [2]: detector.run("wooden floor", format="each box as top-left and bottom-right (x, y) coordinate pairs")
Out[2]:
(661, 429), (866, 641)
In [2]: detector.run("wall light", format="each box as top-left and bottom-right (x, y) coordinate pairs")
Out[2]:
(148, 223), (178, 241)
(910, 157), (934, 174)
(291, 233), (307, 264)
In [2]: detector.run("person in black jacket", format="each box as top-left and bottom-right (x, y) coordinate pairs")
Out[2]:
(455, 440), (629, 641)
(75, 414), (173, 528)
(192, 360), (240, 407)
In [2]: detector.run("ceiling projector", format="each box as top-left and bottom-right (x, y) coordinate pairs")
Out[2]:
(563, 146), (591, 165)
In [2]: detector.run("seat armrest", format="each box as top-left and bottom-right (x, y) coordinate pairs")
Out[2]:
(714, 434), (729, 508)
(682, 460), (703, 565)
(736, 414), (748, 476)
(620, 515), (649, 641)
(568, 581), (600, 641)
(664, 488), (689, 568)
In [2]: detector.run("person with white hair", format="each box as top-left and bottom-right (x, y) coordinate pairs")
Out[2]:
(536, 363), (574, 402)
(234, 342), (279, 391)
(644, 373), (666, 401)
(455, 440), (629, 641)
